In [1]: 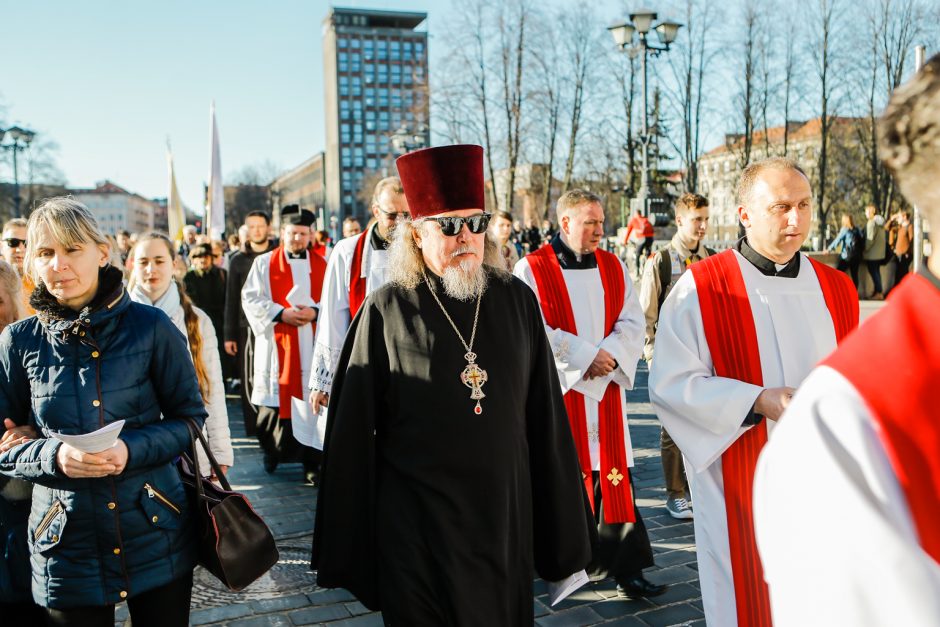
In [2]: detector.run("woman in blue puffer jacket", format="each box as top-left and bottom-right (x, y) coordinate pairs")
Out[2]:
(0, 198), (207, 627)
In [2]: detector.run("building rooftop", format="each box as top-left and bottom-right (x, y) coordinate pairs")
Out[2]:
(325, 7), (427, 30)
(702, 116), (864, 158)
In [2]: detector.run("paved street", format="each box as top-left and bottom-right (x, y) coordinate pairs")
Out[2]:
(115, 363), (702, 627)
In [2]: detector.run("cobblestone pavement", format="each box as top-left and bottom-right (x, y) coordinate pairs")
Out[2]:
(116, 364), (702, 626)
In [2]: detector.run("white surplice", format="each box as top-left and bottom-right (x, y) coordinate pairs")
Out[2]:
(648, 251), (839, 627)
(308, 224), (389, 395)
(242, 248), (317, 408)
(514, 254), (645, 470)
(754, 366), (940, 627)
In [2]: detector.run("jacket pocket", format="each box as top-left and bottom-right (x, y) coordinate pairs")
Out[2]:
(140, 483), (182, 530)
(31, 499), (67, 554)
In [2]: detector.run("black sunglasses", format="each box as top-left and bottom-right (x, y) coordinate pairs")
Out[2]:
(3, 238), (26, 248)
(376, 207), (411, 221)
(423, 213), (491, 236)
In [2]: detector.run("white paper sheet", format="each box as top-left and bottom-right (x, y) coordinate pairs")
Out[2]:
(50, 420), (125, 453)
(547, 569), (589, 606)
(290, 397), (328, 450)
(286, 285), (316, 309)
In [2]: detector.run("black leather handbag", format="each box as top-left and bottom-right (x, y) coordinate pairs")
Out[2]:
(178, 418), (279, 591)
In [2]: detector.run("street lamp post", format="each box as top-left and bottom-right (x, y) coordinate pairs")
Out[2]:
(390, 123), (429, 156)
(0, 125), (37, 218)
(608, 10), (681, 218)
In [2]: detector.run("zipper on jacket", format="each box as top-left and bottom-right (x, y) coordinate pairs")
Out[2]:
(34, 500), (64, 540)
(143, 483), (181, 515)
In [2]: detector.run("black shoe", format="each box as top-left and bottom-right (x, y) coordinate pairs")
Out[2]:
(263, 454), (278, 474)
(616, 576), (668, 599)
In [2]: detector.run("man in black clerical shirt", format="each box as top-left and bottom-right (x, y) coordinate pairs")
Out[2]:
(224, 210), (275, 435)
(312, 145), (594, 626)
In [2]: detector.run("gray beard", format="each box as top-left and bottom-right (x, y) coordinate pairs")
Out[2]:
(441, 260), (487, 301)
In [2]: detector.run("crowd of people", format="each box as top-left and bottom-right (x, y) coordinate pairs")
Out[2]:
(1, 55), (938, 627)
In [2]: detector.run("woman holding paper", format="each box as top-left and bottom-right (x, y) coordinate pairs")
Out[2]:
(0, 198), (207, 626)
(129, 232), (233, 477)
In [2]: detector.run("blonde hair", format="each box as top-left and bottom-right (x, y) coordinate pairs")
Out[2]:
(25, 197), (111, 286)
(131, 232), (211, 405)
(556, 189), (603, 217)
(387, 219), (509, 290)
(0, 259), (25, 324)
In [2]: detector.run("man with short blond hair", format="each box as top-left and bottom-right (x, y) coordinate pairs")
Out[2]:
(650, 157), (858, 626)
(515, 189), (663, 599)
(308, 177), (406, 415)
(639, 192), (714, 520)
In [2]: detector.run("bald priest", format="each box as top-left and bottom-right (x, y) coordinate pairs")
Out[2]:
(311, 144), (594, 625)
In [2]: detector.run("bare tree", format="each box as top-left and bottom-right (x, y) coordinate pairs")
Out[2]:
(558, 1), (602, 194)
(496, 0), (530, 214)
(809, 0), (846, 243)
(664, 0), (720, 192)
(728, 0), (761, 169)
(780, 10), (801, 154)
(529, 14), (563, 220)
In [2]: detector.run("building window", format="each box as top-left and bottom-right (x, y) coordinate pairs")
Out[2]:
(338, 38), (348, 48)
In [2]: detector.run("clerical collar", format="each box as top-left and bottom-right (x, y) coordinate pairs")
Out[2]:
(370, 225), (388, 251)
(733, 237), (800, 278)
(285, 249), (307, 260)
(918, 264), (940, 292)
(550, 234), (596, 269)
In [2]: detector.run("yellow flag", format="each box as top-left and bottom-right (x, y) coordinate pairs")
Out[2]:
(166, 148), (185, 243)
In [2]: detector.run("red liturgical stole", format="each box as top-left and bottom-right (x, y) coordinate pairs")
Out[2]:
(527, 244), (636, 524)
(691, 250), (857, 626)
(825, 273), (940, 566)
(269, 247), (326, 419)
(348, 228), (370, 320)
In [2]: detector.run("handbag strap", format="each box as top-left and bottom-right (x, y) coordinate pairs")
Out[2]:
(183, 417), (233, 493)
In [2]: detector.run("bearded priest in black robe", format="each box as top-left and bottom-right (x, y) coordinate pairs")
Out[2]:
(311, 144), (594, 625)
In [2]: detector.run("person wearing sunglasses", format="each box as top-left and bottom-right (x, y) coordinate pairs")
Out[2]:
(313, 145), (594, 624)
(1, 218), (34, 315)
(308, 177), (405, 417)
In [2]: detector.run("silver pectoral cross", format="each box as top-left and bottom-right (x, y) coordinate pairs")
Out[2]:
(460, 352), (488, 415)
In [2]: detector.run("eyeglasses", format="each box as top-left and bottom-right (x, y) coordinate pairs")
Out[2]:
(422, 213), (491, 236)
(376, 207), (411, 221)
(2, 238), (26, 248)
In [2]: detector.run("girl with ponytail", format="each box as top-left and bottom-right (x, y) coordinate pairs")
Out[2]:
(129, 232), (234, 476)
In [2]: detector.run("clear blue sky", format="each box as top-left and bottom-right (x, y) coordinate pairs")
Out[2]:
(1, 0), (657, 212)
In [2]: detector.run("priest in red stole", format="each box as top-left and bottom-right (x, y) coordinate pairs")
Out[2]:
(649, 158), (859, 627)
(754, 54), (940, 627)
(242, 205), (327, 484)
(514, 189), (664, 599)
(308, 177), (406, 415)
(312, 145), (594, 625)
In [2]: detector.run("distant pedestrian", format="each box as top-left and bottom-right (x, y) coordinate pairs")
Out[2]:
(862, 204), (887, 299)
(827, 212), (863, 287)
(0, 197), (207, 626)
(489, 210), (519, 272)
(341, 217), (362, 238)
(185, 243), (229, 379)
(886, 210), (914, 293)
(223, 211), (275, 436)
(624, 211), (655, 273)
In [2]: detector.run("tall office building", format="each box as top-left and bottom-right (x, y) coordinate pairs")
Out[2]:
(322, 7), (429, 221)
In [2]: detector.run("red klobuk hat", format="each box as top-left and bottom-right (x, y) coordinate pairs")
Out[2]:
(395, 144), (485, 219)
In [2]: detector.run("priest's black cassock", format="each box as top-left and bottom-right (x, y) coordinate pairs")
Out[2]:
(311, 269), (594, 625)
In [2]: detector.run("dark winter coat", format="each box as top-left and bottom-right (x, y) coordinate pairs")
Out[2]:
(0, 266), (207, 609)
